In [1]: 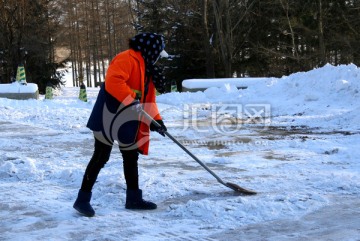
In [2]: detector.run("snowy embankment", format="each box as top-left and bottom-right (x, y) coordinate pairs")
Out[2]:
(0, 82), (39, 99)
(0, 82), (38, 94)
(0, 64), (359, 240)
(160, 63), (360, 129)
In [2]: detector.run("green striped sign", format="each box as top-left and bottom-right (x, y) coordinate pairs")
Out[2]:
(16, 65), (26, 84)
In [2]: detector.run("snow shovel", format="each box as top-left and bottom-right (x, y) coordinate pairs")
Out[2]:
(141, 110), (257, 195)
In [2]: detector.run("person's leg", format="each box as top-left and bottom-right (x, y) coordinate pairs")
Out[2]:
(74, 138), (112, 217)
(80, 138), (112, 192)
(120, 149), (157, 210)
(121, 149), (139, 190)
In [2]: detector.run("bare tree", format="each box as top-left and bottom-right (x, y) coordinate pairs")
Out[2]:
(279, 0), (299, 62)
(317, 0), (326, 65)
(58, 0), (134, 87)
(212, 0), (232, 77)
(0, 0), (62, 91)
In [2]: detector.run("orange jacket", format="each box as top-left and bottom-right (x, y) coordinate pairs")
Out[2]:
(105, 49), (161, 155)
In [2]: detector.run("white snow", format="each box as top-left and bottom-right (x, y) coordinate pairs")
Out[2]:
(0, 81), (38, 93)
(0, 64), (359, 240)
(182, 77), (268, 89)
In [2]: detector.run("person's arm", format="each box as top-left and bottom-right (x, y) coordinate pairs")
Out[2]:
(105, 55), (137, 106)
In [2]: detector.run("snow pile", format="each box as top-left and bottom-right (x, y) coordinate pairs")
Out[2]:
(158, 64), (360, 129)
(0, 81), (38, 93)
(161, 64), (360, 108)
(0, 155), (43, 181)
(182, 77), (268, 89)
(256, 64), (360, 113)
(0, 93), (93, 133)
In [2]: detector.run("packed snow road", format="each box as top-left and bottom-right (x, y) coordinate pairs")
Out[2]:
(211, 196), (360, 241)
(0, 118), (359, 240)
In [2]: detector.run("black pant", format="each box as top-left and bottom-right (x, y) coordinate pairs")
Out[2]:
(80, 138), (139, 192)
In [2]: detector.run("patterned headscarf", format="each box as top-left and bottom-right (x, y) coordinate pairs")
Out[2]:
(129, 33), (167, 94)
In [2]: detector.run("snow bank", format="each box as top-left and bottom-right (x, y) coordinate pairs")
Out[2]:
(0, 81), (38, 93)
(0, 82), (39, 99)
(182, 77), (269, 91)
(158, 64), (360, 129)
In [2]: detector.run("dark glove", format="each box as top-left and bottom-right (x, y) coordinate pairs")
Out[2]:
(150, 119), (167, 137)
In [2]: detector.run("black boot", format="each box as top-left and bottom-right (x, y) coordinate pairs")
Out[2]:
(125, 189), (157, 210)
(73, 190), (95, 217)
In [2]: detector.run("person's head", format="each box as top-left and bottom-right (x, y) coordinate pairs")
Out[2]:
(129, 32), (168, 65)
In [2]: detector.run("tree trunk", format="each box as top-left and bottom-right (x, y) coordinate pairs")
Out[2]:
(318, 0), (326, 65)
(202, 0), (215, 78)
(212, 0), (232, 77)
(279, 0), (299, 62)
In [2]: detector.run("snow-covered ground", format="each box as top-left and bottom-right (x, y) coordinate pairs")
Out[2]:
(0, 64), (359, 240)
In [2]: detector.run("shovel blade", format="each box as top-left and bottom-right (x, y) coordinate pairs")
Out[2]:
(226, 182), (257, 195)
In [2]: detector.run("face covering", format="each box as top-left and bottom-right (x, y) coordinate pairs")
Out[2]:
(129, 33), (168, 94)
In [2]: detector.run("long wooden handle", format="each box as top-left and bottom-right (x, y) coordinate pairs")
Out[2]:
(141, 109), (227, 185)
